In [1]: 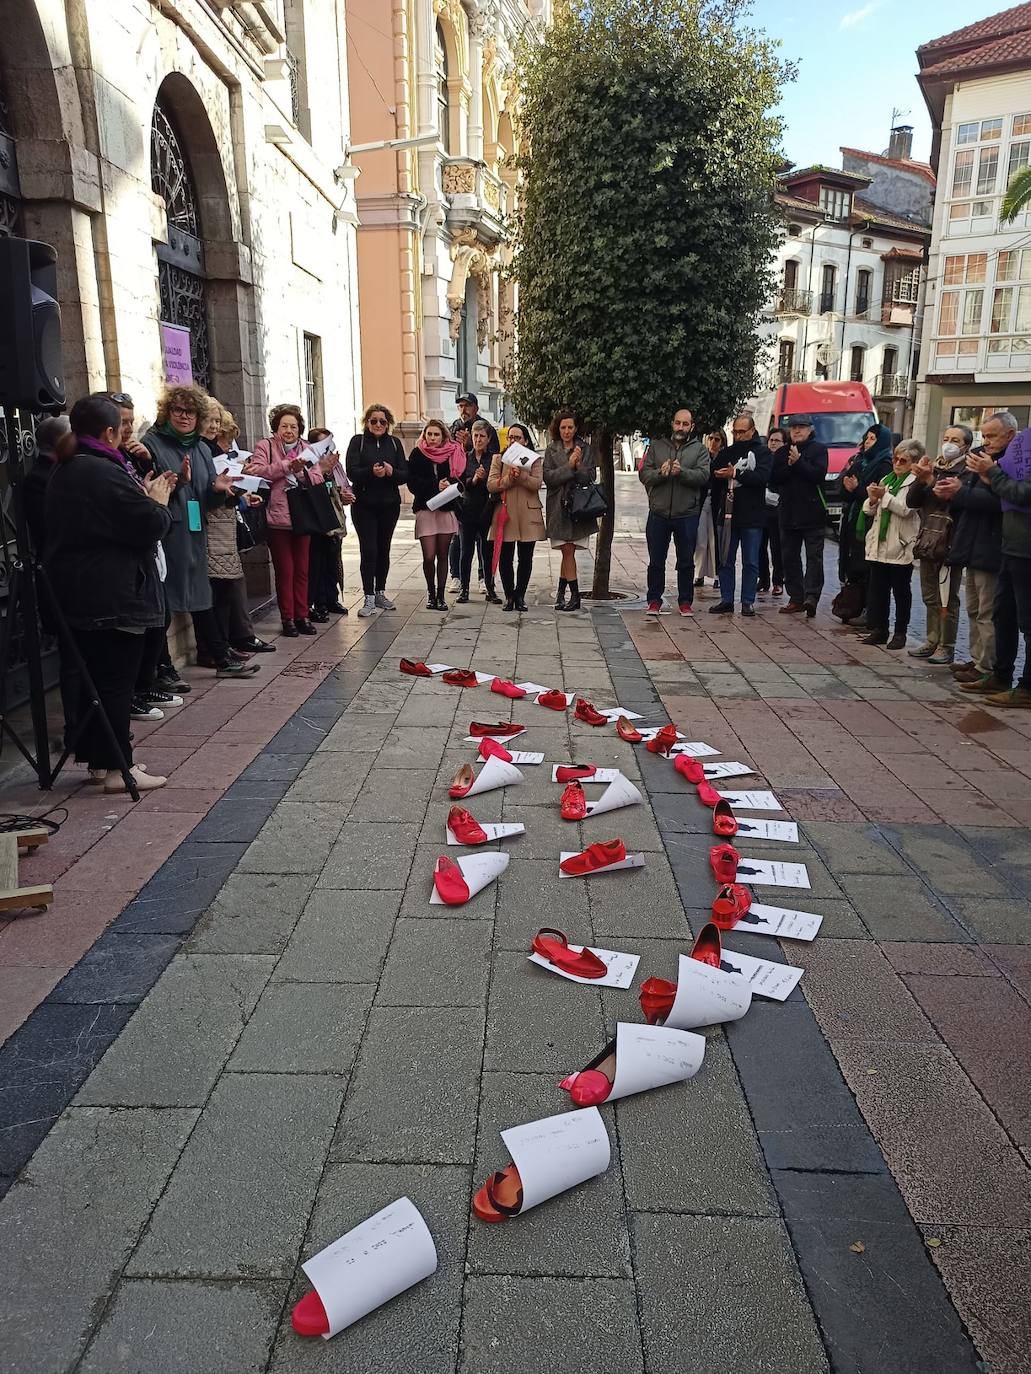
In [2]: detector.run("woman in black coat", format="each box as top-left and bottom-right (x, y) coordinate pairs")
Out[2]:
(345, 403), (408, 618)
(458, 421), (502, 604)
(44, 395), (175, 794)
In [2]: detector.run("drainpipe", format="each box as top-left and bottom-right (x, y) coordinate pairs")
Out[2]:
(838, 221), (870, 380)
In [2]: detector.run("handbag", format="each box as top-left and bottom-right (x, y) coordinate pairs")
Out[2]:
(913, 509), (953, 563)
(830, 581), (864, 623)
(235, 506), (255, 553)
(564, 479), (609, 522)
(286, 471), (340, 536)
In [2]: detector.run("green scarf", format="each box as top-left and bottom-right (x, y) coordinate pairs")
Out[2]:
(157, 420), (198, 449)
(857, 470), (907, 542)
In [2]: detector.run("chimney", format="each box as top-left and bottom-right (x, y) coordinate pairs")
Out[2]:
(888, 125), (913, 160)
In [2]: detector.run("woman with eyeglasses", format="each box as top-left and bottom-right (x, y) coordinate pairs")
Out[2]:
(488, 422), (545, 611)
(758, 427), (788, 597)
(345, 404), (408, 618)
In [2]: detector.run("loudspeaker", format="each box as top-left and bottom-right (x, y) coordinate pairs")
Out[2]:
(0, 236), (65, 413)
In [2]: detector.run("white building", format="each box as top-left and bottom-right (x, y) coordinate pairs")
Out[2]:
(915, 6), (1031, 445)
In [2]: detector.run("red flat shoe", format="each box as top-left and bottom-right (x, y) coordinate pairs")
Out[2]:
(291, 1290), (330, 1337)
(538, 689), (568, 710)
(710, 841), (740, 884)
(443, 668), (478, 687)
(674, 755), (704, 784)
(697, 781), (722, 806)
(491, 678), (527, 699)
(712, 799), (738, 837)
(449, 764), (475, 799)
(473, 1164), (523, 1222)
(616, 716), (643, 743)
(646, 724), (679, 755)
(691, 921), (722, 968)
(556, 765), (597, 782)
(447, 805), (488, 845)
(711, 882), (752, 929)
(399, 658), (433, 677)
(560, 840), (627, 875)
(532, 927), (607, 978)
(470, 721), (525, 738)
(559, 1039), (615, 1106)
(574, 698), (608, 727)
(479, 737), (513, 763)
(560, 780), (588, 820)
(433, 855), (471, 905)
(640, 975), (676, 1025)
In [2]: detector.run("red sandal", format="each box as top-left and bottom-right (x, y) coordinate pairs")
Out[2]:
(532, 927), (607, 978)
(537, 689), (568, 710)
(473, 1164), (523, 1222)
(442, 668), (478, 688)
(615, 716), (643, 743)
(559, 840), (627, 875)
(574, 698), (608, 727)
(556, 765), (597, 782)
(478, 737), (513, 763)
(433, 855), (471, 905)
(710, 841), (740, 884)
(490, 678), (527, 699)
(711, 882), (752, 928)
(560, 780), (588, 820)
(646, 724), (679, 755)
(697, 781), (722, 806)
(559, 1039), (616, 1106)
(469, 721), (524, 738)
(399, 658), (433, 677)
(674, 755), (704, 784)
(447, 806), (489, 845)
(712, 799), (738, 838)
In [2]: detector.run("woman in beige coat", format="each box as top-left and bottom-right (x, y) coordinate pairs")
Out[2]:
(859, 439), (923, 650)
(488, 422), (546, 612)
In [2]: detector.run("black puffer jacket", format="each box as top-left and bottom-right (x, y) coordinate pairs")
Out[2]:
(945, 467), (1002, 573)
(345, 433), (408, 509)
(770, 437), (829, 529)
(710, 440), (773, 529)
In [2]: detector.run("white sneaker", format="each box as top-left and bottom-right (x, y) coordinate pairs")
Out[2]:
(358, 595), (378, 618)
(374, 592), (396, 610)
(130, 702), (164, 720)
(104, 763), (167, 794)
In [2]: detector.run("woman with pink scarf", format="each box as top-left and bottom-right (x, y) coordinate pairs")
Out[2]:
(407, 419), (467, 610)
(247, 403), (325, 637)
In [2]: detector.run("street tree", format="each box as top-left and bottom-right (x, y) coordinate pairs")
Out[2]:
(510, 0), (790, 596)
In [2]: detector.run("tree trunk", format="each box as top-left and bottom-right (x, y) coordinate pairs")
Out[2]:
(591, 426), (615, 598)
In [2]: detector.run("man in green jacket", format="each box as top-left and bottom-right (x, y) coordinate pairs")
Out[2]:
(639, 407), (709, 615)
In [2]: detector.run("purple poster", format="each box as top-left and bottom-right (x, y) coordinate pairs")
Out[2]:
(161, 322), (193, 386)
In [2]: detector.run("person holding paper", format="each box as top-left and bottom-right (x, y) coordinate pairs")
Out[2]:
(345, 404), (408, 618)
(708, 413), (772, 618)
(458, 421), (502, 605)
(488, 422), (545, 611)
(307, 428), (354, 620)
(543, 409), (598, 611)
(858, 440), (921, 649)
(407, 419), (466, 610)
(770, 414), (829, 617)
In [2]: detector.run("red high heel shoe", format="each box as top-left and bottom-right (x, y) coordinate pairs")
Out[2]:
(710, 841), (740, 884)
(712, 799), (738, 837)
(399, 658), (433, 677)
(442, 668), (478, 688)
(490, 678), (527, 699)
(532, 927), (607, 978)
(473, 1164), (523, 1222)
(559, 840), (627, 875)
(559, 1039), (616, 1106)
(711, 882), (752, 928)
(291, 1290), (330, 1337)
(478, 737), (513, 763)
(638, 923), (724, 1025)
(673, 755), (704, 784)
(449, 764), (475, 799)
(690, 921), (723, 968)
(537, 689), (568, 710)
(697, 781), (722, 806)
(646, 724), (679, 755)
(433, 855), (471, 905)
(469, 720), (524, 737)
(447, 806), (489, 845)
(555, 765), (597, 782)
(574, 698), (608, 727)
(615, 716), (643, 743)
(560, 780), (588, 820)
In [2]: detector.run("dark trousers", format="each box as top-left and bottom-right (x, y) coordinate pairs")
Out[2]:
(758, 512), (783, 588)
(308, 533), (342, 610)
(351, 504), (399, 595)
(71, 626), (144, 770)
(228, 579), (255, 646)
(718, 525), (763, 607)
(266, 528), (311, 621)
(498, 541), (536, 599)
(135, 624), (166, 694)
(460, 522), (495, 591)
(448, 533), (461, 579)
(780, 524), (825, 606)
(865, 561), (913, 635)
(192, 604), (230, 664)
(645, 512), (699, 606)
(994, 554), (1031, 687)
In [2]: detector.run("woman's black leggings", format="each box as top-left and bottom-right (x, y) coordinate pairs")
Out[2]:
(351, 503), (400, 595)
(866, 561), (913, 635)
(498, 541), (536, 599)
(460, 522), (494, 592)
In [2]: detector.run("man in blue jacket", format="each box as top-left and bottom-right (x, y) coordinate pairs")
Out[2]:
(708, 414), (772, 618)
(770, 414), (830, 617)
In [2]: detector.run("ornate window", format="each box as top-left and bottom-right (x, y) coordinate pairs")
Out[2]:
(151, 100), (211, 389)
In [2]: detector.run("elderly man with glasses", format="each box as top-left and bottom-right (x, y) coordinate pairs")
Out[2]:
(708, 414), (772, 618)
(770, 413), (830, 618)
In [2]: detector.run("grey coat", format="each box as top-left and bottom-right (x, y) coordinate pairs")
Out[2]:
(143, 428), (222, 613)
(543, 440), (599, 544)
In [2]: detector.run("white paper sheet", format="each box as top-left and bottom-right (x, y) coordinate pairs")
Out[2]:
(501, 1107), (610, 1212)
(669, 742), (721, 758)
(507, 751), (544, 765)
(584, 775), (643, 817)
(501, 442), (538, 469)
(229, 474), (269, 493)
(213, 454), (232, 474)
(559, 850), (646, 876)
(741, 902), (823, 941)
(473, 671), (496, 685)
(426, 483), (461, 510)
(516, 682), (551, 695)
(596, 708), (644, 722)
(309, 434), (337, 459)
(302, 1196), (437, 1339)
(662, 952), (751, 1030)
(460, 755), (524, 798)
(604, 1022), (705, 1101)
(717, 948), (804, 1001)
(527, 943), (640, 988)
(550, 766), (621, 783)
(426, 664), (455, 675)
(637, 726), (686, 742)
(464, 727), (527, 743)
(703, 762), (756, 780)
(446, 822), (525, 846)
(733, 858), (811, 890)
(718, 790), (783, 811)
(429, 850), (509, 904)
(731, 818), (799, 843)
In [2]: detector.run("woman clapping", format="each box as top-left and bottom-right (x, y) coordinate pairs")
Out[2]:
(488, 423), (545, 611)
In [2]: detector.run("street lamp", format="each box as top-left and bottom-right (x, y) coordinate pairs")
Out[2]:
(334, 132), (440, 182)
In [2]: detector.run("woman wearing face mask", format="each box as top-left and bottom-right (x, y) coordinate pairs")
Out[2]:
(407, 419), (466, 610)
(543, 408), (598, 611)
(905, 426), (970, 664)
(859, 440), (923, 649)
(247, 403), (324, 637)
(834, 423), (894, 627)
(758, 427), (787, 597)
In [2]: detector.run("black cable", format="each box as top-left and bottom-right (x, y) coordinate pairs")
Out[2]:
(0, 807), (66, 836)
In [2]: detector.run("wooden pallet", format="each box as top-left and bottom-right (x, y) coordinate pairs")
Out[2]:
(0, 827), (53, 912)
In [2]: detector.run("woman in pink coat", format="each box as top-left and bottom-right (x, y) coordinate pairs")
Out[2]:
(247, 403), (325, 637)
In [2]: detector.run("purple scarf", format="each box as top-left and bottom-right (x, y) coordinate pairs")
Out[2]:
(79, 434), (140, 485)
(997, 429), (1031, 513)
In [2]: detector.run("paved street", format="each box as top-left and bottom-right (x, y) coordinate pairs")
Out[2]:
(1, 476), (1030, 1373)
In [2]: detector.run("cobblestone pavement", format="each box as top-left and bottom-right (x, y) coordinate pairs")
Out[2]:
(0, 477), (1029, 1373)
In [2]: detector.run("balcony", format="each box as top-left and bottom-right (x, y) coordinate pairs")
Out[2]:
(441, 158), (509, 245)
(776, 287), (812, 316)
(874, 372), (909, 398)
(770, 367), (806, 386)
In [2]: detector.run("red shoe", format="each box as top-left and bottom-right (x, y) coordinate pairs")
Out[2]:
(712, 800), (738, 837)
(640, 975), (676, 1025)
(691, 921), (722, 968)
(711, 882), (752, 929)
(559, 1039), (616, 1106)
(615, 716), (643, 743)
(491, 678), (527, 699)
(560, 840), (627, 875)
(710, 841), (740, 884)
(574, 698), (608, 727)
(538, 689), (568, 710)
(449, 764), (475, 799)
(532, 927), (607, 978)
(291, 1290), (330, 1337)
(473, 1164), (523, 1222)
(556, 765), (597, 782)
(399, 658), (433, 677)
(478, 737), (513, 763)
(560, 780), (588, 820)
(433, 855), (471, 905)
(442, 668), (478, 687)
(470, 720), (525, 737)
(674, 755), (704, 784)
(647, 724), (679, 755)
(447, 806), (488, 845)
(697, 781), (722, 806)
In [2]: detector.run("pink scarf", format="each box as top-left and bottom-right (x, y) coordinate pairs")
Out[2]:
(419, 436), (467, 480)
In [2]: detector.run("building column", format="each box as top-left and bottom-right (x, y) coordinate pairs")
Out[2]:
(467, 10), (484, 163)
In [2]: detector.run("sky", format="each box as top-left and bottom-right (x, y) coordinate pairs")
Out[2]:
(751, 0), (1005, 168)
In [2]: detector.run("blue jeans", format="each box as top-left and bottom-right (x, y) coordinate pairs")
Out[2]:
(646, 513), (699, 606)
(718, 526), (763, 606)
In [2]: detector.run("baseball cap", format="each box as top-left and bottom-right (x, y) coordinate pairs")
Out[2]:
(787, 413), (814, 427)
(456, 392), (478, 406)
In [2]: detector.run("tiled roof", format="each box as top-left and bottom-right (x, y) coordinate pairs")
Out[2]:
(853, 197), (932, 235)
(919, 2), (1031, 55)
(840, 146), (936, 186)
(782, 165), (871, 186)
(774, 190), (823, 214)
(921, 26), (1031, 76)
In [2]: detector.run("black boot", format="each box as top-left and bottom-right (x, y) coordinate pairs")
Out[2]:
(555, 578), (568, 610)
(561, 580), (581, 612)
(485, 582), (502, 605)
